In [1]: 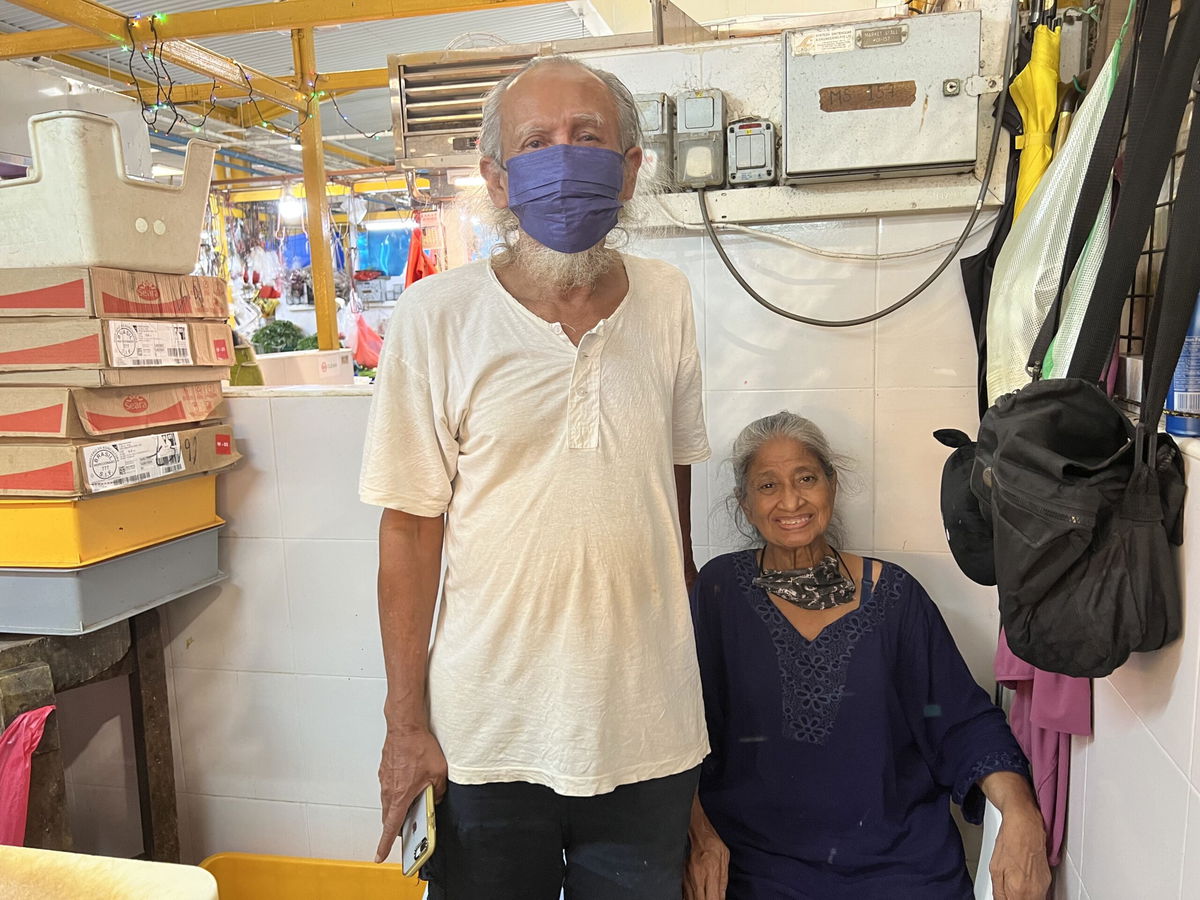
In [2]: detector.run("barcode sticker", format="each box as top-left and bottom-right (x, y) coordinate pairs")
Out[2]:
(83, 432), (185, 492)
(108, 320), (193, 367)
(1172, 393), (1200, 413)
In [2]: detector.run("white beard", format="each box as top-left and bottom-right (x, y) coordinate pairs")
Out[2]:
(484, 205), (626, 292)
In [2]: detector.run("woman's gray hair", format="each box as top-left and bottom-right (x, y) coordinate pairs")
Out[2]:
(478, 56), (644, 163)
(727, 411), (853, 547)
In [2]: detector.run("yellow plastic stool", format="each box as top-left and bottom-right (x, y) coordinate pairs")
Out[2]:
(199, 853), (426, 900)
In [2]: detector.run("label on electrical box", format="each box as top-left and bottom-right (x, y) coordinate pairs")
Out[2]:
(856, 24), (909, 49)
(819, 81), (917, 113)
(791, 26), (855, 56)
(83, 432), (185, 492)
(107, 320), (193, 367)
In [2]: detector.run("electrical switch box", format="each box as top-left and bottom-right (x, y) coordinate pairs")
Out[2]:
(782, 10), (982, 183)
(635, 93), (676, 191)
(674, 89), (726, 189)
(727, 120), (776, 186)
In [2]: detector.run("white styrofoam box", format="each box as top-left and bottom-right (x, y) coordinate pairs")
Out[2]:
(0, 112), (215, 274)
(255, 349), (355, 386)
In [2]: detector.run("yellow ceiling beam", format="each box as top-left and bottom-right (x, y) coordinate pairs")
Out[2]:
(315, 68), (390, 93)
(0, 0), (557, 59)
(2, 0), (309, 111)
(132, 70), (384, 105)
(117, 67), (384, 103)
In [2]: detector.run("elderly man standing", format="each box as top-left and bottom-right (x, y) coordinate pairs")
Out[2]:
(359, 56), (710, 899)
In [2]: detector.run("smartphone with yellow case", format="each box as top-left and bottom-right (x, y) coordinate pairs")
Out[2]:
(400, 784), (436, 877)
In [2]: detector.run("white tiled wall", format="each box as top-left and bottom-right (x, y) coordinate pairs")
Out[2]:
(61, 215), (1016, 870)
(1054, 442), (1200, 900)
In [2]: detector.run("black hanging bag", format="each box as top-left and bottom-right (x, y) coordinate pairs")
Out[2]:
(971, 0), (1200, 677)
(935, 0), (1160, 588)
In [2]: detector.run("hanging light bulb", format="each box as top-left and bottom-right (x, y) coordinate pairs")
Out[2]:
(278, 191), (304, 224)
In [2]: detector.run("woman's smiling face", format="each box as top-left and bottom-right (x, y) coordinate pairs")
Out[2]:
(743, 437), (837, 556)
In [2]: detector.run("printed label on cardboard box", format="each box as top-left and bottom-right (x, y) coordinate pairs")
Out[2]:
(106, 320), (194, 367)
(83, 431), (186, 492)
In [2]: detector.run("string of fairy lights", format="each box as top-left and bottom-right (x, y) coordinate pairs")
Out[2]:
(113, 12), (387, 148)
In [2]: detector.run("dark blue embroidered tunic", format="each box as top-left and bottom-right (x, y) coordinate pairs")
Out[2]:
(691, 550), (1028, 899)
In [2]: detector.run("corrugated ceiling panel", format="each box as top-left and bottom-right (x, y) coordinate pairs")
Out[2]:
(0, 2), (588, 83)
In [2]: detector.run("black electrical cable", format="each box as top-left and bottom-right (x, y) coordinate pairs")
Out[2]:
(328, 92), (387, 140)
(700, 0), (1019, 328)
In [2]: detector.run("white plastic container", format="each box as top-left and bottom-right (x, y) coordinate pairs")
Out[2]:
(0, 112), (216, 274)
(255, 349), (355, 386)
(0, 526), (222, 635)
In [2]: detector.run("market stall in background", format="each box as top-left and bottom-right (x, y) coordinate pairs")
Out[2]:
(0, 0), (1199, 898)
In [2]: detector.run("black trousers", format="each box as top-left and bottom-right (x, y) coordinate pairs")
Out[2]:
(424, 766), (700, 900)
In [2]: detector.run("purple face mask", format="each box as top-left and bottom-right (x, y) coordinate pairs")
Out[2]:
(504, 143), (626, 254)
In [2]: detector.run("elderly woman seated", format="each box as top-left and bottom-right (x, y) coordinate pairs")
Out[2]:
(685, 411), (1050, 900)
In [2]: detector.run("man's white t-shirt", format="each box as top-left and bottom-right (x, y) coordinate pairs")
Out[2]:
(360, 254), (711, 796)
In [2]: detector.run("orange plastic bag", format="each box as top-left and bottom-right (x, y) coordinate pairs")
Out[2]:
(353, 312), (383, 369)
(0, 706), (54, 846)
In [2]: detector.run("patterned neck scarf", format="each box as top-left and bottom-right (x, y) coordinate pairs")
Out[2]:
(753, 549), (856, 611)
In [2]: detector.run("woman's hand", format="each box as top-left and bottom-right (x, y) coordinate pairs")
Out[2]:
(684, 795), (729, 900)
(979, 771), (1051, 900)
(990, 805), (1051, 900)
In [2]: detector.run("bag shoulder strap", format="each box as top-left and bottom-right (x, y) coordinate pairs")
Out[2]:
(1139, 106), (1200, 427)
(1026, 0), (1170, 375)
(1067, 0), (1200, 382)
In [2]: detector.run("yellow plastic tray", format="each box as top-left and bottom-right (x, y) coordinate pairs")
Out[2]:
(199, 853), (425, 900)
(0, 473), (221, 568)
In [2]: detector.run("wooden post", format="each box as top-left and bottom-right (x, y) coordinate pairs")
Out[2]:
(293, 26), (339, 350)
(127, 609), (180, 863)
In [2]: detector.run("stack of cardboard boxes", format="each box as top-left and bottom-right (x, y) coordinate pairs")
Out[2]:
(0, 266), (241, 568)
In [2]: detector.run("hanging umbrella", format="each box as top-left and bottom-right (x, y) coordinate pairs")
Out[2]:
(1010, 25), (1063, 219)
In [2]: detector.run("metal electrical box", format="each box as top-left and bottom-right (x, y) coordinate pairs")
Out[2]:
(782, 11), (981, 183)
(727, 120), (776, 186)
(635, 93), (676, 191)
(674, 89), (726, 189)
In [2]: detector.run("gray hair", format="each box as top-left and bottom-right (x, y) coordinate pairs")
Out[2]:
(478, 56), (643, 163)
(727, 411), (852, 547)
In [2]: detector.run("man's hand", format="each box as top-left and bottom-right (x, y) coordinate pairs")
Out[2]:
(684, 795), (728, 900)
(376, 726), (449, 864)
(990, 804), (1051, 900)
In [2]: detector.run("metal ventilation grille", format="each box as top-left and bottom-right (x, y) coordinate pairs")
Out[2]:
(391, 53), (535, 167)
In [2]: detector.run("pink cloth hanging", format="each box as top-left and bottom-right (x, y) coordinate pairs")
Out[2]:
(994, 631), (1091, 866)
(0, 706), (55, 847)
